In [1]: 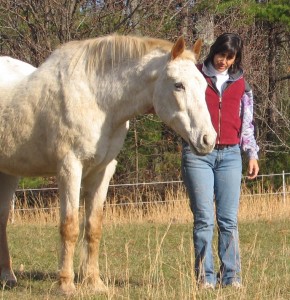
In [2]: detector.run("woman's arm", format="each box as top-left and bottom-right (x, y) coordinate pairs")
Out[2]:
(240, 86), (259, 160)
(240, 85), (260, 179)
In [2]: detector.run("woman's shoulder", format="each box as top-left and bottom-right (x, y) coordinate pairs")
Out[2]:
(243, 77), (252, 93)
(232, 69), (252, 93)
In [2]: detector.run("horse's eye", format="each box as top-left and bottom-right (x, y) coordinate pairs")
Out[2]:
(174, 82), (185, 90)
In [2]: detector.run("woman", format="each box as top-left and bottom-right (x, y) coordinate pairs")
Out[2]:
(182, 33), (259, 289)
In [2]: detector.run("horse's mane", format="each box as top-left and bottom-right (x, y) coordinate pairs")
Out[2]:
(59, 34), (196, 76)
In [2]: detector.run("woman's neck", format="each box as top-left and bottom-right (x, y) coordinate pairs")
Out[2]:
(208, 62), (228, 76)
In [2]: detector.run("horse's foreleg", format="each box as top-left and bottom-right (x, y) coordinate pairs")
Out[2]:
(0, 173), (19, 287)
(80, 160), (117, 293)
(57, 153), (82, 295)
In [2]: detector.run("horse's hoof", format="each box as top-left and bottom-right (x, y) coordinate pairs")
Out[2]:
(93, 280), (108, 294)
(0, 270), (17, 288)
(86, 284), (108, 295)
(1, 279), (17, 288)
(81, 277), (108, 294)
(59, 281), (76, 296)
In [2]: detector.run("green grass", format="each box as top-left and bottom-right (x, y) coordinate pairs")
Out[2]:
(18, 177), (50, 189)
(2, 219), (290, 299)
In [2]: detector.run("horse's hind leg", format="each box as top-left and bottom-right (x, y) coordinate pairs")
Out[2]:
(80, 160), (117, 293)
(0, 172), (19, 287)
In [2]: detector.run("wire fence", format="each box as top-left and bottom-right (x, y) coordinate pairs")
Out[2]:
(11, 171), (290, 215)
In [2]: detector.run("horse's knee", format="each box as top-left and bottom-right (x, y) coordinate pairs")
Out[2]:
(60, 216), (79, 243)
(85, 212), (103, 243)
(0, 201), (11, 227)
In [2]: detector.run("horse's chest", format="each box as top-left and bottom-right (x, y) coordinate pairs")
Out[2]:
(85, 121), (129, 169)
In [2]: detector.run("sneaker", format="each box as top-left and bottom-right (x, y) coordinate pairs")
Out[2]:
(231, 281), (242, 289)
(199, 282), (215, 290)
(223, 281), (242, 289)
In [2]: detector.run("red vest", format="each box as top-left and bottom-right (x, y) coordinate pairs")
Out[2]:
(198, 65), (245, 145)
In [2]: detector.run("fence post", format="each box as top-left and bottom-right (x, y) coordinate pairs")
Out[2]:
(282, 170), (286, 204)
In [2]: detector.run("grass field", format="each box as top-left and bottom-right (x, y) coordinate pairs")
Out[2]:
(1, 191), (290, 299)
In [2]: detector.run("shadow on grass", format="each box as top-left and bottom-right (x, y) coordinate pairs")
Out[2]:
(108, 277), (143, 288)
(1, 271), (143, 289)
(15, 270), (58, 281)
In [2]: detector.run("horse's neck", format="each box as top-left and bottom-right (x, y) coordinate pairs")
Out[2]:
(107, 51), (166, 127)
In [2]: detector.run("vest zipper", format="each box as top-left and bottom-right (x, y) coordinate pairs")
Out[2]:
(217, 83), (234, 145)
(206, 80), (222, 145)
(218, 96), (222, 145)
(210, 83), (232, 145)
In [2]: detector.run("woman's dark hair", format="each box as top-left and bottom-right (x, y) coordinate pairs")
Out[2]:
(204, 33), (243, 74)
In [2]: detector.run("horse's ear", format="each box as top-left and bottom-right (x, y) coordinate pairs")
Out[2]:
(171, 36), (185, 60)
(192, 38), (203, 61)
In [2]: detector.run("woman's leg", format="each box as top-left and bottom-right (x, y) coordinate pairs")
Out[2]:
(214, 145), (242, 285)
(182, 145), (216, 285)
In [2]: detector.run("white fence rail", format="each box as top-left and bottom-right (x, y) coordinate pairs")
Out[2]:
(11, 171), (290, 214)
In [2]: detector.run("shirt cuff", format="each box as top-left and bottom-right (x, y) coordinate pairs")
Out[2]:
(247, 149), (259, 160)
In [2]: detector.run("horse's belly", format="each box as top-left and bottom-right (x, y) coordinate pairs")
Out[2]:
(0, 154), (56, 177)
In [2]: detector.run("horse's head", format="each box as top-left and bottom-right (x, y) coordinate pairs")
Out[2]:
(153, 37), (216, 155)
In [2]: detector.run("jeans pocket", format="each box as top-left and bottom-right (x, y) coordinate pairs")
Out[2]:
(229, 145), (241, 154)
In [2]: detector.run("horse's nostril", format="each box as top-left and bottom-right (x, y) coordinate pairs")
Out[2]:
(203, 135), (208, 145)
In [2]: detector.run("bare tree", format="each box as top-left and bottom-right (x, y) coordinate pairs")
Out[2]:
(0, 1), (92, 65)
(0, 0), (289, 182)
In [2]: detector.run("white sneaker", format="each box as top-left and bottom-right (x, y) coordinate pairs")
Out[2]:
(199, 282), (215, 290)
(223, 281), (242, 289)
(231, 281), (242, 289)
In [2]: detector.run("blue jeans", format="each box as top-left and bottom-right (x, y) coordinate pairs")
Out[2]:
(181, 143), (242, 285)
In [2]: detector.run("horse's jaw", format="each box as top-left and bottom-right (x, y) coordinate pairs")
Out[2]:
(187, 137), (215, 156)
(155, 109), (216, 156)
(183, 123), (216, 155)
(184, 132), (216, 156)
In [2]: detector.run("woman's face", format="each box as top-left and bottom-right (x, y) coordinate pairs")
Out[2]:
(213, 52), (236, 72)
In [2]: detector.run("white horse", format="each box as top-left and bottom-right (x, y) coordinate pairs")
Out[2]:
(0, 56), (36, 84)
(0, 34), (216, 294)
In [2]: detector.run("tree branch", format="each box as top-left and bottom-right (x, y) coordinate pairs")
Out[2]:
(276, 74), (290, 81)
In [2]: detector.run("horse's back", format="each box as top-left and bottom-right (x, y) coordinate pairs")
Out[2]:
(0, 56), (36, 85)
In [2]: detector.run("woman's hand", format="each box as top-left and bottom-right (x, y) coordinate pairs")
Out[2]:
(248, 159), (259, 179)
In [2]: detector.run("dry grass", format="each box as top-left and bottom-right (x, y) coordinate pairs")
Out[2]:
(4, 185), (289, 299)
(10, 185), (290, 225)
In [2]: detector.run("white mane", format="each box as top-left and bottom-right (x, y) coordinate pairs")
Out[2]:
(48, 35), (197, 77)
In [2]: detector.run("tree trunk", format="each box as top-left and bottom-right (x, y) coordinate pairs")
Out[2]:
(266, 24), (278, 145)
